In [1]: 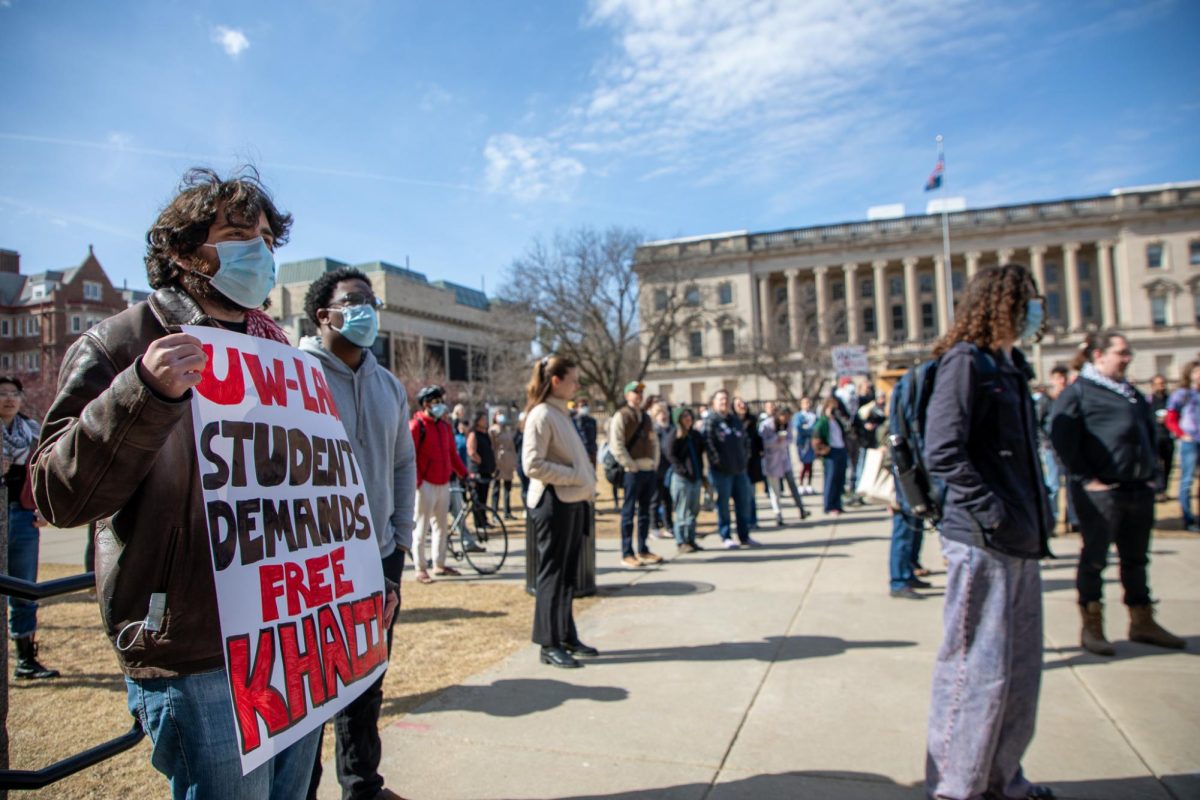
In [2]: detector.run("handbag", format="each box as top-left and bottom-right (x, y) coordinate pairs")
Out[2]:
(811, 437), (831, 458)
(855, 447), (896, 506)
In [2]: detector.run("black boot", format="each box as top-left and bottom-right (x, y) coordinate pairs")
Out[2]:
(14, 636), (60, 680)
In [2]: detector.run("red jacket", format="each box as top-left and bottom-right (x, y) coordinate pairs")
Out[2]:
(411, 411), (468, 486)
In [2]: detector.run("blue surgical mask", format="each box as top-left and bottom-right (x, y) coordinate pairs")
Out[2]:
(200, 237), (276, 309)
(497, 415), (508, 426)
(1021, 298), (1044, 340)
(430, 403), (448, 419)
(333, 304), (379, 348)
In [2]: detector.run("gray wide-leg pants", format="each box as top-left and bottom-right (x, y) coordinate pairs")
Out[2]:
(926, 539), (1043, 800)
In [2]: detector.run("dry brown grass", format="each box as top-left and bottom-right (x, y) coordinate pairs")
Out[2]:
(7, 563), (595, 798)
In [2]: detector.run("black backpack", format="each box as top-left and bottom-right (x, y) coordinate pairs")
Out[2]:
(888, 347), (997, 521)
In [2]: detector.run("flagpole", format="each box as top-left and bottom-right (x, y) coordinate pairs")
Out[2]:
(937, 134), (954, 326)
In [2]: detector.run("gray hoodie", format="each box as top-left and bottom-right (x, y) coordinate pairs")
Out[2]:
(299, 336), (416, 558)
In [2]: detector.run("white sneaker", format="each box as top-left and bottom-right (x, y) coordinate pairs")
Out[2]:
(654, 528), (673, 539)
(723, 539), (740, 550)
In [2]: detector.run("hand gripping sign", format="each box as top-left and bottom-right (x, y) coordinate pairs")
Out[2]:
(185, 326), (388, 775)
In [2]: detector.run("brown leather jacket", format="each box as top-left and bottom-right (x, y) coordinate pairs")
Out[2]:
(32, 286), (228, 678)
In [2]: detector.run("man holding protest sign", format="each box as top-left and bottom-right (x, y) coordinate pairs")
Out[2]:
(31, 168), (395, 799)
(300, 267), (415, 800)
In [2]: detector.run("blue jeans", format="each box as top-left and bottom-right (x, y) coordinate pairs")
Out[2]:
(620, 470), (656, 557)
(926, 540), (1043, 800)
(889, 511), (921, 591)
(709, 470), (752, 543)
(822, 448), (848, 512)
(127, 669), (322, 799)
(669, 473), (701, 545)
(7, 506), (39, 639)
(1178, 440), (1200, 525)
(1039, 445), (1060, 519)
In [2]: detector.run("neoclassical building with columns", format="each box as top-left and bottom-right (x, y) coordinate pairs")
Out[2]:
(634, 182), (1200, 405)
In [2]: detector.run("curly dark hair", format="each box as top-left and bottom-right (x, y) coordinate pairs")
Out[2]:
(303, 267), (372, 326)
(144, 167), (292, 289)
(932, 263), (1039, 357)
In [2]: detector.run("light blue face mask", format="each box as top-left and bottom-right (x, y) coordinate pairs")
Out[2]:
(200, 236), (276, 309)
(333, 304), (379, 348)
(430, 403), (448, 419)
(1021, 298), (1044, 340)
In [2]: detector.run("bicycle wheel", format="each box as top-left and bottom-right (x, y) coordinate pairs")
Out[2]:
(462, 505), (508, 574)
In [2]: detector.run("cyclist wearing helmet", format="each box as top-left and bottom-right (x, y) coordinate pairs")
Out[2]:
(410, 385), (469, 583)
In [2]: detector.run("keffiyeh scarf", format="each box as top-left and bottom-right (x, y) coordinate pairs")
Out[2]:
(1080, 363), (1138, 404)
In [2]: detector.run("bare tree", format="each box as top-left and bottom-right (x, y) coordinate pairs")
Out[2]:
(501, 226), (704, 408)
(737, 298), (843, 405)
(392, 337), (456, 412)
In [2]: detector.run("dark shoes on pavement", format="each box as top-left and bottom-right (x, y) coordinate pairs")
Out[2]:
(540, 646), (581, 669)
(14, 636), (59, 680)
(1080, 601), (1115, 656)
(908, 578), (932, 589)
(1128, 604), (1186, 649)
(638, 551), (664, 564)
(984, 785), (1055, 800)
(562, 640), (599, 657)
(890, 587), (923, 600)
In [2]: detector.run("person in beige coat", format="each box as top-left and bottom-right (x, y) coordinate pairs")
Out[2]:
(522, 355), (597, 669)
(490, 411), (519, 520)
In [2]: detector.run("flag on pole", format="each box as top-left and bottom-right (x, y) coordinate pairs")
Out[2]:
(924, 157), (944, 191)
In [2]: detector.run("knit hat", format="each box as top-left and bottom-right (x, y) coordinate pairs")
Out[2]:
(672, 406), (693, 426)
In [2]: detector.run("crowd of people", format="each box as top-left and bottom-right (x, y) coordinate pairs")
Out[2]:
(1, 166), (1192, 800)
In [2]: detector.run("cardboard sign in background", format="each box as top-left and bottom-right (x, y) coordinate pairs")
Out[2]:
(185, 326), (388, 775)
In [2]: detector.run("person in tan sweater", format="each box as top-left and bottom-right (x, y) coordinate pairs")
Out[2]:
(609, 381), (663, 567)
(522, 355), (598, 669)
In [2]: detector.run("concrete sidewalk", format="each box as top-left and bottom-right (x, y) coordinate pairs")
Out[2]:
(323, 505), (1200, 800)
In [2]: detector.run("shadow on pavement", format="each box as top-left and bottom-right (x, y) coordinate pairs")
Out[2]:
(702, 552), (850, 565)
(399, 607), (508, 624)
(592, 635), (915, 665)
(597, 581), (716, 597)
(1044, 638), (1199, 670)
(538, 770), (1192, 800)
(411, 678), (627, 717)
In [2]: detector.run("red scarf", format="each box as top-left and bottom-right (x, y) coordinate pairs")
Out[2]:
(245, 309), (291, 344)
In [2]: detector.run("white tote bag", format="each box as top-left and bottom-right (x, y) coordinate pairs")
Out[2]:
(855, 447), (896, 507)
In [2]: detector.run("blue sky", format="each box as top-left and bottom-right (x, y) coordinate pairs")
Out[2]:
(1, 0), (1198, 294)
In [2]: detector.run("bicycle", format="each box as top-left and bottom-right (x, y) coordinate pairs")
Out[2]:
(445, 480), (509, 574)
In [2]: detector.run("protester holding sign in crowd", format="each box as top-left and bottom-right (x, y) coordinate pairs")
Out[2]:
(31, 168), (326, 797)
(300, 266), (414, 800)
(522, 355), (598, 669)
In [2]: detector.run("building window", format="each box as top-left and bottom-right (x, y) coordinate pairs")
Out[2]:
(1147, 243), (1163, 269)
(1046, 292), (1061, 321)
(1194, 294), (1200, 324)
(1045, 263), (1059, 284)
(1151, 296), (1168, 327)
(952, 270), (965, 291)
(71, 315), (82, 333)
(717, 282), (733, 305)
(919, 274), (934, 294)
(860, 278), (873, 299)
(30, 352), (39, 371)
(0, 319), (8, 337)
(657, 337), (670, 361)
(1077, 259), (1091, 281)
(653, 289), (668, 311)
(804, 284), (816, 303)
(684, 286), (701, 306)
(28, 316), (39, 334)
(774, 286), (787, 307)
(921, 302), (935, 330)
(891, 305), (904, 335)
(1080, 289), (1093, 319)
(721, 328), (736, 355)
(30, 285), (46, 300)
(0, 355), (8, 369)
(16, 318), (24, 337)
(889, 276), (903, 297)
(1191, 241), (1200, 266)
(83, 280), (102, 300)
(831, 281), (845, 301)
(688, 330), (703, 358)
(863, 307), (876, 335)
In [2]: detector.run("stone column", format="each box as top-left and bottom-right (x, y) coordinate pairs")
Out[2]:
(903, 256), (921, 342)
(934, 254), (951, 334)
(786, 269), (802, 351)
(814, 266), (830, 346)
(966, 251), (981, 281)
(872, 260), (890, 344)
(758, 273), (772, 347)
(1029, 246), (1047, 292)
(1063, 242), (1082, 332)
(997, 248), (1014, 264)
(843, 262), (860, 344)
(1097, 240), (1117, 328)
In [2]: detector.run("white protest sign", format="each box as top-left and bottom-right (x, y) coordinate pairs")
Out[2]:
(184, 326), (387, 775)
(831, 344), (870, 377)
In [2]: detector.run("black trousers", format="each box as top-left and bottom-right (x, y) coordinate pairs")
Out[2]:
(472, 476), (493, 528)
(308, 549), (405, 800)
(1156, 435), (1174, 494)
(530, 487), (586, 647)
(1072, 482), (1153, 608)
(491, 479), (514, 515)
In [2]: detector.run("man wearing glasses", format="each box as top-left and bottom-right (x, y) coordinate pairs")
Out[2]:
(300, 267), (415, 800)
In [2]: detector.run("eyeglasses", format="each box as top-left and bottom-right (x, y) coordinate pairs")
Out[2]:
(330, 292), (382, 309)
(0, 392), (22, 398)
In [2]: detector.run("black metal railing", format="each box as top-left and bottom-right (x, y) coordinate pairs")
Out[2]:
(0, 571), (145, 792)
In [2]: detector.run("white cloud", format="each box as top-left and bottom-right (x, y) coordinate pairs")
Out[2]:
(211, 25), (250, 58)
(484, 134), (585, 202)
